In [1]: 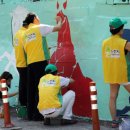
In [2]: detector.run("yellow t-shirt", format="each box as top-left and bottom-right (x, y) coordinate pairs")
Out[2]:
(23, 24), (50, 65)
(102, 35), (127, 83)
(37, 74), (62, 111)
(13, 27), (27, 67)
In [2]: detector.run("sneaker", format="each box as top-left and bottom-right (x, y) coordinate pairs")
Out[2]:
(111, 120), (119, 128)
(61, 119), (77, 125)
(44, 118), (51, 125)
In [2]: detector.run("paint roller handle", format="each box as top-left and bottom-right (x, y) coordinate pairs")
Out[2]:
(48, 45), (57, 49)
(69, 78), (75, 84)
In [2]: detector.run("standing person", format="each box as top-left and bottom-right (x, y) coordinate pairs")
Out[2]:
(38, 64), (77, 125)
(102, 17), (130, 128)
(23, 12), (64, 121)
(13, 22), (28, 107)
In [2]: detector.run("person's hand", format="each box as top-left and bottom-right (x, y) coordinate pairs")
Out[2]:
(61, 16), (66, 25)
(55, 16), (62, 23)
(8, 91), (19, 97)
(53, 16), (66, 32)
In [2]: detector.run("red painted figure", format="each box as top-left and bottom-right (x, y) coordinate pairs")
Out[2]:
(50, 0), (93, 117)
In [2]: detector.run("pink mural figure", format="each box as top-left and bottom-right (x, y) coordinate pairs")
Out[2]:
(50, 0), (93, 117)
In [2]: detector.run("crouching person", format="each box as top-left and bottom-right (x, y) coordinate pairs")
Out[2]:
(37, 64), (77, 125)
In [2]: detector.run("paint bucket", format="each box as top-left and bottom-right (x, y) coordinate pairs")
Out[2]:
(119, 118), (130, 130)
(16, 106), (27, 119)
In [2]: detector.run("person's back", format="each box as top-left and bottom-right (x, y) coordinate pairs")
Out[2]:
(13, 26), (27, 67)
(102, 34), (127, 83)
(23, 23), (50, 65)
(38, 74), (62, 112)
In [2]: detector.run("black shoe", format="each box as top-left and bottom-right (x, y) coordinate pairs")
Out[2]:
(44, 118), (51, 125)
(32, 114), (44, 121)
(32, 116), (44, 121)
(27, 116), (33, 121)
(61, 119), (77, 125)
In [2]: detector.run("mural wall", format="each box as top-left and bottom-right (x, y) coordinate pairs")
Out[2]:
(0, 0), (130, 120)
(50, 1), (92, 117)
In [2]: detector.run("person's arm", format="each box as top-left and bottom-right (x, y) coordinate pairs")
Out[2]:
(52, 16), (64, 32)
(39, 16), (65, 36)
(125, 42), (130, 51)
(8, 91), (18, 98)
(60, 77), (75, 88)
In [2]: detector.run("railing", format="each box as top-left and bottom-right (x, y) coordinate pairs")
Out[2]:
(106, 0), (130, 5)
(0, 0), (42, 4)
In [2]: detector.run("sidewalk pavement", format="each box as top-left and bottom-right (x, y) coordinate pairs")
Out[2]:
(0, 108), (118, 130)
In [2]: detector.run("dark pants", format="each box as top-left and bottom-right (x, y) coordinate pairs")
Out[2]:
(27, 60), (48, 120)
(17, 67), (28, 106)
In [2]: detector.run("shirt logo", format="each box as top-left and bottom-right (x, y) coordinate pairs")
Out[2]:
(42, 79), (56, 87)
(105, 47), (120, 58)
(25, 33), (36, 42)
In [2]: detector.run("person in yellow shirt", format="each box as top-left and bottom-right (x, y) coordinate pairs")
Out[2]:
(102, 17), (130, 128)
(38, 64), (77, 125)
(13, 22), (28, 107)
(23, 12), (64, 121)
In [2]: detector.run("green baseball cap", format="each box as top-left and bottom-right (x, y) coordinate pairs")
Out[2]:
(109, 17), (127, 29)
(45, 64), (57, 73)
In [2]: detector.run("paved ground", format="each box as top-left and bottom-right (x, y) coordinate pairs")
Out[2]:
(0, 108), (119, 130)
